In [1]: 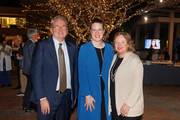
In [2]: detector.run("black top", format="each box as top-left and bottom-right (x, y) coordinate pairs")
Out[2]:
(163, 51), (170, 60)
(110, 55), (123, 109)
(95, 47), (105, 72)
(12, 43), (23, 67)
(95, 47), (107, 120)
(18, 43), (23, 55)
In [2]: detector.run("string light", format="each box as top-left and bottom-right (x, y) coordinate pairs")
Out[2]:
(144, 16), (148, 21)
(21, 0), (180, 41)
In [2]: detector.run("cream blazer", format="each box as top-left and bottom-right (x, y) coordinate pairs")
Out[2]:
(108, 52), (144, 117)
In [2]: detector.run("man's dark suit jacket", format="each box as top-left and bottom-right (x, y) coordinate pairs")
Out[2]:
(30, 37), (78, 106)
(23, 39), (35, 75)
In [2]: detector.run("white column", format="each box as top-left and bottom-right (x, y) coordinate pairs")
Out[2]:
(168, 11), (174, 61)
(175, 24), (180, 60)
(154, 23), (160, 39)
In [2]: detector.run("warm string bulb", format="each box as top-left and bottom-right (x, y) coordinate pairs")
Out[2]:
(22, 0), (179, 41)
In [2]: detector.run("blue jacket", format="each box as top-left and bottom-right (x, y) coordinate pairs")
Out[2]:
(77, 41), (114, 120)
(30, 37), (78, 106)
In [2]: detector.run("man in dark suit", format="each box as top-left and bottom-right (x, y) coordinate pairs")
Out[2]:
(22, 28), (38, 112)
(30, 16), (78, 120)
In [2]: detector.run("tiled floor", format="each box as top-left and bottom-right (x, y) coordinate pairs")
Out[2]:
(0, 69), (180, 120)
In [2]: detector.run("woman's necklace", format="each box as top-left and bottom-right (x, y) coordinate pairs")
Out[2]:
(100, 48), (104, 61)
(110, 57), (118, 82)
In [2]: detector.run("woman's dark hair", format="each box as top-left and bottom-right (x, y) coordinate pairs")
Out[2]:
(90, 16), (104, 30)
(88, 16), (105, 41)
(150, 40), (157, 48)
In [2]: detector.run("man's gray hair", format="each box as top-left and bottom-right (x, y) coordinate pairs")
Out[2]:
(50, 16), (68, 28)
(27, 28), (38, 38)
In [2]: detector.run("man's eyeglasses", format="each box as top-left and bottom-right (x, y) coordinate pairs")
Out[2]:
(53, 25), (67, 30)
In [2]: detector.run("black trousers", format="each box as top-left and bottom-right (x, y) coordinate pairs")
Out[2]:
(111, 108), (142, 120)
(23, 75), (33, 110)
(17, 65), (21, 87)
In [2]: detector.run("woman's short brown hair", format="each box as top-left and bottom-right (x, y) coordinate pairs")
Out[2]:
(89, 16), (104, 41)
(113, 32), (134, 53)
(90, 16), (104, 30)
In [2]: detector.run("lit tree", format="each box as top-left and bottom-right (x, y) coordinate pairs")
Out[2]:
(21, 0), (180, 41)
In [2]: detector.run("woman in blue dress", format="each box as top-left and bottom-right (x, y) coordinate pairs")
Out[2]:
(77, 16), (114, 120)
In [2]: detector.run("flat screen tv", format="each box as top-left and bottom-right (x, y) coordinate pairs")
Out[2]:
(145, 39), (160, 49)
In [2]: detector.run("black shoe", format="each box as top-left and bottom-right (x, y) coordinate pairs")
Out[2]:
(13, 86), (21, 89)
(1, 85), (5, 88)
(25, 109), (36, 113)
(7, 84), (11, 86)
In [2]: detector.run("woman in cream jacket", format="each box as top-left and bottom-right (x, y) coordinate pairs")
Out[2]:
(108, 32), (144, 120)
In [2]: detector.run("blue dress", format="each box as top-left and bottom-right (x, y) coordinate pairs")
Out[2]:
(77, 41), (114, 120)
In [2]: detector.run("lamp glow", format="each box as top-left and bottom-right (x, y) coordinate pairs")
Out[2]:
(144, 17), (148, 21)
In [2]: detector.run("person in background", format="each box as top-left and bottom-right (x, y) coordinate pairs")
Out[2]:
(0, 40), (12, 87)
(30, 16), (78, 120)
(163, 47), (169, 60)
(76, 37), (85, 50)
(174, 44), (180, 64)
(149, 39), (157, 49)
(22, 28), (38, 113)
(146, 48), (153, 60)
(77, 16), (114, 120)
(12, 38), (21, 89)
(152, 49), (159, 60)
(13, 38), (27, 96)
(76, 38), (81, 49)
(108, 32), (144, 120)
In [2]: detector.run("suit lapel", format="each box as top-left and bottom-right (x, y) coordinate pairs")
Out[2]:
(47, 38), (58, 66)
(66, 41), (73, 76)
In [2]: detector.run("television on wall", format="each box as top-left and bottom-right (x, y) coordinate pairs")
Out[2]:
(145, 39), (161, 49)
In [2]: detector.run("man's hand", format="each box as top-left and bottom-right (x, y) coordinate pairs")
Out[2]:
(84, 95), (96, 112)
(71, 99), (77, 108)
(40, 98), (50, 115)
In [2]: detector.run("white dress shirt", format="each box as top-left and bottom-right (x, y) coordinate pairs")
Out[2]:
(52, 37), (71, 91)
(29, 38), (35, 44)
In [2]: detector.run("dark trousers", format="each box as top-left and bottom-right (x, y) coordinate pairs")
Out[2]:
(23, 75), (33, 110)
(111, 108), (141, 120)
(16, 65), (21, 87)
(0, 71), (11, 85)
(0, 59), (11, 85)
(175, 53), (180, 63)
(37, 89), (71, 120)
